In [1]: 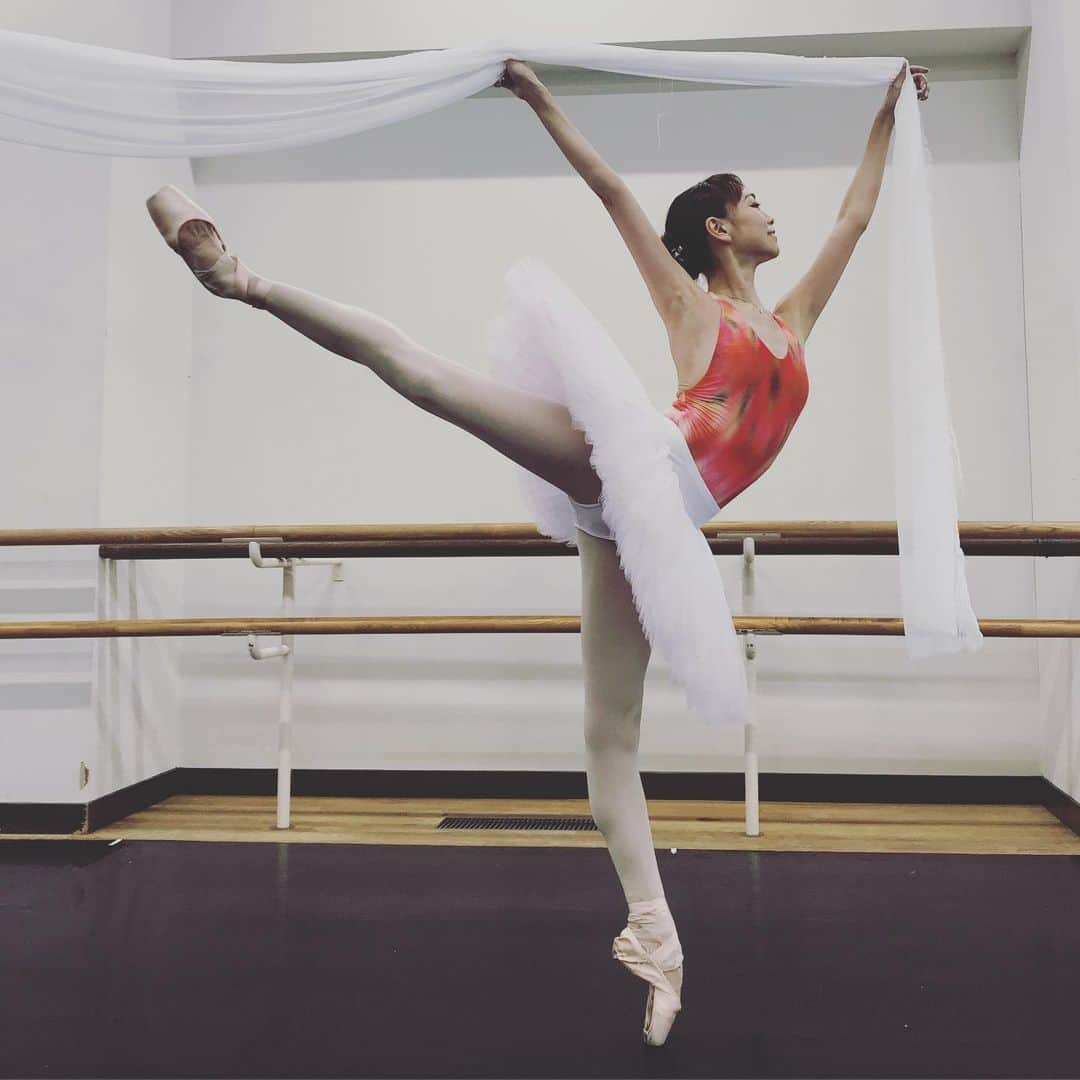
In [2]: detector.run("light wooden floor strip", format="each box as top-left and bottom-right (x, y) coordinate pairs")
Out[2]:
(5, 796), (1078, 855)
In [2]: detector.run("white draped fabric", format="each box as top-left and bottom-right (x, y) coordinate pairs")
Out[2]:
(0, 28), (983, 724)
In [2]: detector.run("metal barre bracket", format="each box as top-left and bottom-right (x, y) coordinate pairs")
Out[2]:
(248, 634), (289, 660)
(245, 540), (346, 581)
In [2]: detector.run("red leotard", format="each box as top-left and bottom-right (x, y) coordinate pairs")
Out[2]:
(664, 296), (809, 510)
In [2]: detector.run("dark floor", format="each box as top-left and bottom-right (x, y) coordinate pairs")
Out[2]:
(1, 839), (1078, 1079)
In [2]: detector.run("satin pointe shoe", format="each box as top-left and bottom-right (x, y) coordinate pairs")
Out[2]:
(612, 922), (684, 1046)
(145, 184), (272, 308)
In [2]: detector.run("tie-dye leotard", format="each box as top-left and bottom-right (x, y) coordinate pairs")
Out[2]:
(664, 296), (809, 509)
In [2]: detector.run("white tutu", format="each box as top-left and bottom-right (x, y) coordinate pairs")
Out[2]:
(486, 257), (750, 730)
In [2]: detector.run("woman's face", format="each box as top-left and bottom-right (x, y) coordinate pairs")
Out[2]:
(733, 189), (779, 261)
(711, 189), (779, 262)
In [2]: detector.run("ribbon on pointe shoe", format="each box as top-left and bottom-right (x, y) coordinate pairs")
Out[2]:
(190, 249), (270, 308)
(189, 248), (236, 296)
(179, 233), (270, 308)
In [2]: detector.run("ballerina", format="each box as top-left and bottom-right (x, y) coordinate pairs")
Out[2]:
(145, 57), (927, 1047)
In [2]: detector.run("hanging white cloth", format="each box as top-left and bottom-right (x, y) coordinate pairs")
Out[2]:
(0, 29), (983, 724)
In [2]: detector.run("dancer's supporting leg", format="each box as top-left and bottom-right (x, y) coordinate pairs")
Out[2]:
(576, 527), (684, 1044)
(150, 195), (601, 506)
(577, 526), (659, 900)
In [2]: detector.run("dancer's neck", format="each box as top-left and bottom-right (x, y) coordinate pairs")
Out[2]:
(705, 264), (763, 310)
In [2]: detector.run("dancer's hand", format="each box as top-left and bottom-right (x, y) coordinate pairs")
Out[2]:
(495, 59), (546, 101)
(882, 62), (930, 111)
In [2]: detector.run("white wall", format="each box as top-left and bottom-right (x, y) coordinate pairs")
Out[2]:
(93, 153), (194, 803)
(1019, 0), (1080, 804)
(180, 70), (1037, 776)
(0, 1), (190, 803)
(0, 0), (174, 51)
(171, 0), (1029, 57)
(0, 141), (109, 802)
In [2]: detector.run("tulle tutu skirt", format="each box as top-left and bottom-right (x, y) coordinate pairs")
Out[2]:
(486, 257), (750, 729)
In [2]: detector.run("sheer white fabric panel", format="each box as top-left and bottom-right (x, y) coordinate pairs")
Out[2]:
(889, 87), (983, 657)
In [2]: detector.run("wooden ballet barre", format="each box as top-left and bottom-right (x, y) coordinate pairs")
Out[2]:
(95, 537), (1080, 559)
(0, 616), (1078, 640)
(0, 520), (1078, 547)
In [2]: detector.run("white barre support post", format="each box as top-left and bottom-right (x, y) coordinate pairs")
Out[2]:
(242, 539), (344, 830)
(741, 535), (760, 837)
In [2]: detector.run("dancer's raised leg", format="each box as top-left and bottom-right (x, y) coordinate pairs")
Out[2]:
(261, 281), (602, 502)
(146, 185), (601, 505)
(576, 526), (684, 1045)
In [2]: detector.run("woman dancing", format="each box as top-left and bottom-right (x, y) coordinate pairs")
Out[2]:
(145, 57), (928, 1046)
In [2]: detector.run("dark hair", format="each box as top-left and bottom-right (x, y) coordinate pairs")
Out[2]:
(661, 173), (744, 280)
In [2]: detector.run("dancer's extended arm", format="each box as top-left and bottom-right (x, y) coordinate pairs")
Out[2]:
(496, 61), (698, 322)
(776, 62), (930, 344)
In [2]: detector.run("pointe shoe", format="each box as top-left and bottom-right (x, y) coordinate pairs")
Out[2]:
(612, 924), (684, 1046)
(145, 184), (271, 308)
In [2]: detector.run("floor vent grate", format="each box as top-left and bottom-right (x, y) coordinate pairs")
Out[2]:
(437, 814), (597, 832)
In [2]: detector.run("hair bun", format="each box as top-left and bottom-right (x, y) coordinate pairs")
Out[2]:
(663, 234), (687, 264)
